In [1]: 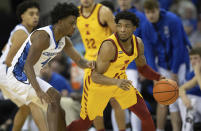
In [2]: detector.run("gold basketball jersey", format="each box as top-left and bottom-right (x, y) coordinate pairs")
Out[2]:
(77, 3), (112, 61)
(99, 33), (138, 81)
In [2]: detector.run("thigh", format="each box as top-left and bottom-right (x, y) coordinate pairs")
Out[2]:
(114, 87), (142, 110)
(80, 85), (111, 121)
(169, 99), (179, 112)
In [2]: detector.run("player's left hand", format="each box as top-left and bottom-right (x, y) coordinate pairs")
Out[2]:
(87, 61), (96, 70)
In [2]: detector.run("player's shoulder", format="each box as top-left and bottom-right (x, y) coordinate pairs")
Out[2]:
(31, 30), (50, 43)
(11, 29), (28, 40)
(12, 29), (28, 36)
(100, 39), (117, 53)
(99, 4), (112, 14)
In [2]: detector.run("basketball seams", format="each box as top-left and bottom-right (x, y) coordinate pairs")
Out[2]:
(153, 79), (179, 105)
(158, 90), (178, 103)
(155, 82), (178, 89)
(153, 83), (176, 93)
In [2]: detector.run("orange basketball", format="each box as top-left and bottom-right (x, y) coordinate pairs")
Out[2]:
(153, 79), (179, 105)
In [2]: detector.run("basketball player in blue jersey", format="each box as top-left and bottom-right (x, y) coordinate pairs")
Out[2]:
(0, 1), (41, 130)
(4, 3), (94, 131)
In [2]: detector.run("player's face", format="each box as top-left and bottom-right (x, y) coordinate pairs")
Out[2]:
(118, 0), (132, 10)
(61, 15), (77, 37)
(116, 19), (136, 42)
(80, 0), (94, 8)
(21, 7), (39, 27)
(190, 54), (201, 68)
(144, 8), (160, 23)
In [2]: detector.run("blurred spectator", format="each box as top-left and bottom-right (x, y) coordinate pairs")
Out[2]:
(40, 60), (73, 97)
(158, 0), (173, 10)
(177, 0), (197, 36)
(189, 16), (201, 48)
(179, 47), (201, 131)
(51, 52), (71, 80)
(100, 0), (115, 12)
(143, 0), (191, 131)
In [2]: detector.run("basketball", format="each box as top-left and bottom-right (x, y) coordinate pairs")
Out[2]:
(153, 79), (179, 105)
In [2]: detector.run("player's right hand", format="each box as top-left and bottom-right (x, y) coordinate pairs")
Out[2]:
(36, 89), (52, 104)
(117, 79), (132, 91)
(183, 97), (192, 109)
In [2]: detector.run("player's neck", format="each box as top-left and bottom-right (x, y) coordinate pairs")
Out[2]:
(119, 37), (132, 47)
(52, 25), (63, 43)
(82, 3), (95, 15)
(21, 22), (34, 33)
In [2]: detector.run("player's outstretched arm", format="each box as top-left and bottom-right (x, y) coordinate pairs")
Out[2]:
(24, 30), (52, 104)
(100, 6), (116, 32)
(91, 40), (132, 90)
(135, 37), (161, 81)
(64, 37), (94, 69)
(5, 30), (28, 67)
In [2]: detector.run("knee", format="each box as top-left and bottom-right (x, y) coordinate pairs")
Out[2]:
(48, 88), (61, 105)
(20, 105), (30, 115)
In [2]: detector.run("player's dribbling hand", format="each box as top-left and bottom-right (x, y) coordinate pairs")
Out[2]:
(117, 79), (132, 91)
(154, 76), (166, 84)
(87, 61), (96, 70)
(36, 89), (52, 104)
(159, 76), (166, 80)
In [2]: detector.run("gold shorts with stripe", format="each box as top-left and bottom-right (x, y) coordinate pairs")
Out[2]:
(80, 70), (142, 120)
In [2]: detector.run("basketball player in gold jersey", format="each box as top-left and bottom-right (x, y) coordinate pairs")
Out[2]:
(66, 11), (165, 131)
(77, 0), (126, 130)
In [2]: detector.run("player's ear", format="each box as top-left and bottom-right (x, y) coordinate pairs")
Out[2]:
(21, 13), (25, 21)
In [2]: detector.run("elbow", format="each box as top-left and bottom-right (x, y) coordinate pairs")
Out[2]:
(24, 61), (30, 73)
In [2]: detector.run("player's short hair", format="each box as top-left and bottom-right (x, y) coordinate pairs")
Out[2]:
(189, 47), (201, 57)
(100, 1), (115, 13)
(16, 0), (40, 22)
(115, 11), (139, 27)
(51, 3), (79, 25)
(143, 0), (159, 10)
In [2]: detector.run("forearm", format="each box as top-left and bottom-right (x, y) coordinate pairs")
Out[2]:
(24, 63), (41, 91)
(76, 57), (89, 69)
(137, 64), (161, 81)
(91, 71), (118, 85)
